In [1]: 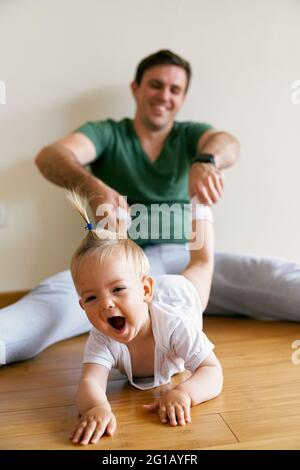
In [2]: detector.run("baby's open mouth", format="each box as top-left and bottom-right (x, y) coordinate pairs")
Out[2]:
(108, 316), (125, 331)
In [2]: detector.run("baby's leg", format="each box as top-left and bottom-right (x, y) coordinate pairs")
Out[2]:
(0, 270), (91, 365)
(180, 197), (214, 310)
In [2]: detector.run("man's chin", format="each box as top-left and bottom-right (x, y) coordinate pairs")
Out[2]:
(144, 117), (172, 131)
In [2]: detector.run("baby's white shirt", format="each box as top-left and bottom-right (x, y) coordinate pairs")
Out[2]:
(83, 274), (215, 390)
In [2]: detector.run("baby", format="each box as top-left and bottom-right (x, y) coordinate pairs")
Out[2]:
(67, 191), (223, 445)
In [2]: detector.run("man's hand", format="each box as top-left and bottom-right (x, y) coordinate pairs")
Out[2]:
(143, 389), (192, 426)
(88, 181), (130, 235)
(70, 405), (117, 445)
(189, 163), (225, 206)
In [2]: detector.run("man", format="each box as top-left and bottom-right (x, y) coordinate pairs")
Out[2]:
(1, 50), (299, 365)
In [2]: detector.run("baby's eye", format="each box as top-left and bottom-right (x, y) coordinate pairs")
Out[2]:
(113, 287), (126, 293)
(85, 296), (96, 303)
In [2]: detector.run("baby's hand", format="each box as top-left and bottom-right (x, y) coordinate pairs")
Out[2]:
(143, 389), (191, 426)
(70, 405), (116, 445)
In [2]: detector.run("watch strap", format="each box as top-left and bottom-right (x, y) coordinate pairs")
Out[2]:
(192, 153), (216, 166)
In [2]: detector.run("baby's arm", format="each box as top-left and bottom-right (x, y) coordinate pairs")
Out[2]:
(70, 363), (116, 445)
(181, 197), (214, 310)
(143, 352), (223, 426)
(175, 351), (223, 406)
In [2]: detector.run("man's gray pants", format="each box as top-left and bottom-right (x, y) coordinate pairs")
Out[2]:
(1, 245), (299, 364)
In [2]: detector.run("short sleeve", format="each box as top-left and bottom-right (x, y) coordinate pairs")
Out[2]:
(184, 122), (214, 161)
(75, 120), (114, 158)
(83, 328), (116, 370)
(171, 324), (215, 372)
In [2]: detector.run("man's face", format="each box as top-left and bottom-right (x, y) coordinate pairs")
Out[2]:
(131, 65), (188, 131)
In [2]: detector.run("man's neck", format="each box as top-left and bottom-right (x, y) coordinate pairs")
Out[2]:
(132, 117), (173, 145)
(132, 117), (174, 162)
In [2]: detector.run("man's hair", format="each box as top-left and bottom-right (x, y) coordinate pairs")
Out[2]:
(134, 49), (192, 92)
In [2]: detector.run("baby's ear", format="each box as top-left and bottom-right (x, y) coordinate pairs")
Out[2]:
(143, 275), (155, 302)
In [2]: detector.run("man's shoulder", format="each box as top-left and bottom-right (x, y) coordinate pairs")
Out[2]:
(174, 120), (200, 127)
(83, 117), (130, 130)
(76, 118), (132, 152)
(173, 120), (213, 132)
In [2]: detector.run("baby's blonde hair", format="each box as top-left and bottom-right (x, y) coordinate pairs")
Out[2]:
(66, 189), (150, 286)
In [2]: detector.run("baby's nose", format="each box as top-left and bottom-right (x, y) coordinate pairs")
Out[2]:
(101, 297), (115, 311)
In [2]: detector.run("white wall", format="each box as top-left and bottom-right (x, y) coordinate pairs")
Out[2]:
(0, 0), (299, 291)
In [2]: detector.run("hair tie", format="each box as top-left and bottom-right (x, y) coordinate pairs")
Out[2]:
(85, 223), (94, 231)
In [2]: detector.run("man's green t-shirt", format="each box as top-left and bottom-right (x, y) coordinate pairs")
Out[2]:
(76, 118), (212, 246)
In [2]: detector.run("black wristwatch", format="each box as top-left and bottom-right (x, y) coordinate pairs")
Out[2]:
(192, 153), (216, 166)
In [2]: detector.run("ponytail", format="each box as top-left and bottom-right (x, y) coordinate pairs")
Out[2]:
(65, 188), (149, 285)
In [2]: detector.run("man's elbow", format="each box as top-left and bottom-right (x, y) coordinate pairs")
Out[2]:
(35, 146), (50, 171)
(35, 144), (60, 177)
(221, 131), (240, 162)
(233, 136), (241, 160)
(228, 132), (240, 161)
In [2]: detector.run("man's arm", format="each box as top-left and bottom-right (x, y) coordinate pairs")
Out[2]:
(197, 129), (240, 170)
(189, 129), (240, 205)
(35, 132), (101, 198)
(35, 132), (129, 222)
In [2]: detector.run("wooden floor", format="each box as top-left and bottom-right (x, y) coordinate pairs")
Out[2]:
(0, 316), (300, 450)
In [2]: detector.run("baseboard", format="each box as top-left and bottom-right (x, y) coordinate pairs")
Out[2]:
(0, 290), (29, 308)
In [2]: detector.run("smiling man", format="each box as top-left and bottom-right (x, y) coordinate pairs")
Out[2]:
(1, 49), (299, 366)
(132, 63), (188, 132)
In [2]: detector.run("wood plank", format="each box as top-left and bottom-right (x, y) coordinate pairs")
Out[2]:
(0, 367), (82, 393)
(0, 334), (87, 375)
(0, 384), (78, 413)
(204, 317), (299, 342)
(0, 408), (236, 450)
(0, 373), (216, 414)
(198, 365), (300, 414)
(202, 434), (300, 450)
(0, 290), (29, 308)
(0, 317), (299, 449)
(221, 403), (300, 443)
